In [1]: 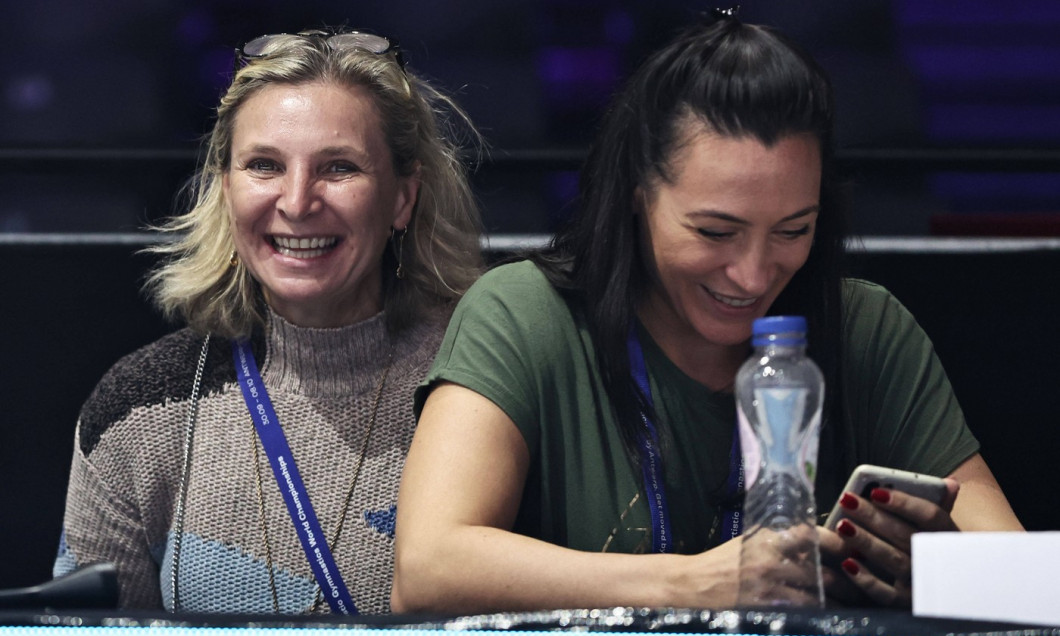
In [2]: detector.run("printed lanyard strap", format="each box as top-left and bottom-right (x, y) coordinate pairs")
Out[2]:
(232, 339), (359, 615)
(626, 327), (744, 552)
(720, 433), (744, 541)
(627, 327), (672, 553)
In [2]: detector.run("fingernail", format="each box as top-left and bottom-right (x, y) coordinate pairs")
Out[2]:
(842, 558), (860, 576)
(870, 488), (891, 504)
(839, 493), (859, 510)
(851, 549), (865, 561)
(836, 519), (857, 538)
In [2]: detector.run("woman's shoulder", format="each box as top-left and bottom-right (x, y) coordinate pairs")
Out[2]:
(77, 328), (232, 458)
(439, 259), (588, 365)
(842, 277), (895, 303)
(841, 278), (916, 325)
(839, 278), (932, 363)
(476, 259), (552, 288)
(461, 260), (566, 312)
(445, 260), (580, 346)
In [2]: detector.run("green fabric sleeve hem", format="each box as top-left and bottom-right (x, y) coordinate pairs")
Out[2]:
(416, 367), (537, 450)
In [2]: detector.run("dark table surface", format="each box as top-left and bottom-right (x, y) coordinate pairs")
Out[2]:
(2, 607), (1060, 635)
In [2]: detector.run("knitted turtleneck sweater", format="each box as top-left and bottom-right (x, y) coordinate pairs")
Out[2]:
(55, 309), (445, 614)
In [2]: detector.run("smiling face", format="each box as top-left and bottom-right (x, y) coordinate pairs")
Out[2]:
(636, 125), (821, 375)
(223, 81), (419, 328)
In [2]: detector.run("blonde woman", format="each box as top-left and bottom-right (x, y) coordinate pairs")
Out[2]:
(54, 28), (482, 614)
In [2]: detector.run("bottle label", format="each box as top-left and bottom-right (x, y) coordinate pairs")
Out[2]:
(736, 403), (761, 489)
(737, 388), (820, 490)
(801, 405), (822, 488)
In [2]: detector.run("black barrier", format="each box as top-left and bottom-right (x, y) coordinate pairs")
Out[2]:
(0, 563), (118, 611)
(2, 235), (1058, 591)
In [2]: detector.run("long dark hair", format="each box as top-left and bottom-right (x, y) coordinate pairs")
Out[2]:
(533, 17), (847, 463)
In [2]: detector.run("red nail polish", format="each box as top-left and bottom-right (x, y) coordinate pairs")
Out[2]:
(842, 558), (860, 576)
(840, 493), (859, 510)
(836, 519), (857, 538)
(870, 488), (891, 504)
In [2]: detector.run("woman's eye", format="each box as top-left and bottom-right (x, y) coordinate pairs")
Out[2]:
(697, 228), (735, 240)
(326, 161), (359, 174)
(778, 225), (812, 239)
(246, 159), (278, 173)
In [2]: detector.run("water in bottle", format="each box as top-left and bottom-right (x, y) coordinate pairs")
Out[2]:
(735, 315), (824, 607)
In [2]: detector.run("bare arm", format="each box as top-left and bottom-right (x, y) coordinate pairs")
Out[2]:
(947, 453), (1023, 531)
(391, 382), (743, 614)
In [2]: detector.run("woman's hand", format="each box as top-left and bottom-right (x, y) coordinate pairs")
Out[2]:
(818, 478), (959, 607)
(649, 531), (818, 608)
(820, 454), (1024, 608)
(734, 524), (828, 606)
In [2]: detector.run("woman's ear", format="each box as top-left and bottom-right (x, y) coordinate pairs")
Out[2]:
(392, 161), (422, 230)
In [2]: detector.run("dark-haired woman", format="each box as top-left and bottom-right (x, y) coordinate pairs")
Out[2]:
(391, 17), (1021, 613)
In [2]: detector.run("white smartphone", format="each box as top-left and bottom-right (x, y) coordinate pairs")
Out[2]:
(823, 464), (948, 530)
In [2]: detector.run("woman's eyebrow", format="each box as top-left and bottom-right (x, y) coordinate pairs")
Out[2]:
(688, 205), (821, 224)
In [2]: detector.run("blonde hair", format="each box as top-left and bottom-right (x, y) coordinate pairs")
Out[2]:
(145, 31), (484, 338)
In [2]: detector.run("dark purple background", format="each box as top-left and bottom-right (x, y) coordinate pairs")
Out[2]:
(2, 0), (1059, 235)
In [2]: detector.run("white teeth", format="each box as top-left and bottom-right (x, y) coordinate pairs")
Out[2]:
(276, 246), (327, 258)
(708, 289), (756, 308)
(271, 236), (337, 258)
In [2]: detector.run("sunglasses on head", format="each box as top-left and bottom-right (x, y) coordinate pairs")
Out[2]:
(234, 31), (406, 74)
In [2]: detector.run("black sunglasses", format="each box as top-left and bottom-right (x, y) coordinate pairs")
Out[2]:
(234, 31), (406, 74)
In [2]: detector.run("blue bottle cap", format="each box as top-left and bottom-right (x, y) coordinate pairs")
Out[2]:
(752, 315), (807, 345)
(752, 315), (806, 336)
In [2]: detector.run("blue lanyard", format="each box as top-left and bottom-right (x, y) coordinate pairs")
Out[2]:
(626, 326), (744, 552)
(232, 339), (358, 615)
(627, 328), (672, 553)
(719, 434), (745, 542)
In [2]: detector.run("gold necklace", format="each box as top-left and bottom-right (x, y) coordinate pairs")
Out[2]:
(251, 347), (394, 613)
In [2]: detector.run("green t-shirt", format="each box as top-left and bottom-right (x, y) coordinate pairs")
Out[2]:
(417, 260), (978, 554)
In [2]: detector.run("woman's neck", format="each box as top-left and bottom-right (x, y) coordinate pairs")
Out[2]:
(635, 298), (747, 393)
(262, 308), (391, 398)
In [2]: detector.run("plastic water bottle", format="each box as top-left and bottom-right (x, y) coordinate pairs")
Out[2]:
(735, 315), (824, 607)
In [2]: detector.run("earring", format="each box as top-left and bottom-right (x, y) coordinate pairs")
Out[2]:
(229, 251), (239, 267)
(392, 226), (408, 279)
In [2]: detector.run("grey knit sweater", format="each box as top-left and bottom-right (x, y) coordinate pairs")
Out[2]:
(54, 309), (445, 614)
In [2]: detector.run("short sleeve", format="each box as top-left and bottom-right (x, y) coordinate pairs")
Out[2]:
(841, 279), (979, 477)
(415, 261), (582, 451)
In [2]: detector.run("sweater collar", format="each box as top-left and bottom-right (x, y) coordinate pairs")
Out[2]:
(260, 308), (392, 398)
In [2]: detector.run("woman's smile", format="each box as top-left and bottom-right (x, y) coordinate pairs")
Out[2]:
(270, 235), (340, 259)
(703, 285), (759, 309)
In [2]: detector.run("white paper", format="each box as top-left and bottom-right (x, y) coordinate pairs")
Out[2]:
(912, 531), (1060, 627)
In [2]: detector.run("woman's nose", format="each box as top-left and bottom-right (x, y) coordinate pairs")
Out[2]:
(277, 169), (322, 219)
(727, 242), (772, 295)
